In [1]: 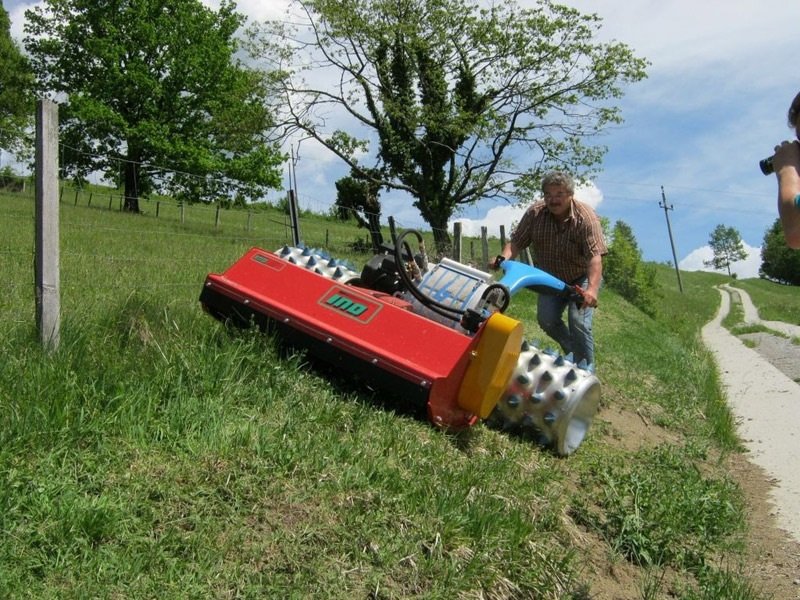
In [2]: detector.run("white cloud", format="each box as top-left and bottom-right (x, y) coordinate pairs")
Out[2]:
(7, 2), (40, 41)
(450, 203), (526, 239)
(679, 242), (761, 280)
(228, 0), (291, 23)
(292, 135), (346, 168)
(575, 182), (603, 209)
(199, 0), (290, 23)
(556, 1), (795, 81)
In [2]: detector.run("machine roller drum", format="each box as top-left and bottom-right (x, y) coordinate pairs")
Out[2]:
(486, 344), (600, 455)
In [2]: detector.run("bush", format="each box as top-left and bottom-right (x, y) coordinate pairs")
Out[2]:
(603, 220), (658, 315)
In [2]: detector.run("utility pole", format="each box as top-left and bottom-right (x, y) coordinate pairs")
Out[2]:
(659, 186), (683, 293)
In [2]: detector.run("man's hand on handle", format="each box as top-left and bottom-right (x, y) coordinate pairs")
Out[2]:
(573, 285), (598, 309)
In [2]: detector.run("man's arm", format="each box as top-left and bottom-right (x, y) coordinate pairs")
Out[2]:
(500, 241), (522, 262)
(581, 254), (603, 309)
(773, 141), (800, 249)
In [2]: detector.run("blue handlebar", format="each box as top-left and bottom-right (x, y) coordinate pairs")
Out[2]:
(496, 260), (571, 297)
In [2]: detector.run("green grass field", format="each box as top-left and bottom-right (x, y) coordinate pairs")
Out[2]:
(1, 189), (794, 598)
(728, 277), (800, 326)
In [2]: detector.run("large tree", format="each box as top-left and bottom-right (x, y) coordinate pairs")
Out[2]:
(760, 218), (800, 285)
(24, 0), (284, 212)
(704, 224), (747, 277)
(250, 0), (647, 252)
(0, 1), (34, 159)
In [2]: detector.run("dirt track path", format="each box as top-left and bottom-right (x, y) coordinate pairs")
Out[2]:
(701, 286), (800, 543)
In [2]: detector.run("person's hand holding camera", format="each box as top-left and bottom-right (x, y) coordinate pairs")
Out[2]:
(773, 140), (800, 177)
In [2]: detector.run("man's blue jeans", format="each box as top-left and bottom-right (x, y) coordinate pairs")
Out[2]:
(536, 276), (595, 367)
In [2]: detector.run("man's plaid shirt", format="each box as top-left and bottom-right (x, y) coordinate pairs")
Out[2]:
(509, 200), (607, 283)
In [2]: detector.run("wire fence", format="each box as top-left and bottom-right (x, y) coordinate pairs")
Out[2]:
(2, 169), (506, 258)
(1, 179), (509, 320)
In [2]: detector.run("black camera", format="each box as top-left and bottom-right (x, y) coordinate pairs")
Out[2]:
(760, 141), (800, 175)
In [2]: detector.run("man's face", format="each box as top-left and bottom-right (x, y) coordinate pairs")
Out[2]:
(543, 184), (572, 220)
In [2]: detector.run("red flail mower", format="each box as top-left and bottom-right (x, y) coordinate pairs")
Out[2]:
(200, 228), (600, 455)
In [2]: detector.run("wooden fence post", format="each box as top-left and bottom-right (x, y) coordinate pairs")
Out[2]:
(452, 222), (462, 262)
(35, 99), (60, 352)
(480, 227), (489, 269)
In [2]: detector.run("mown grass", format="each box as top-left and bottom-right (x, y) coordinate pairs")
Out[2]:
(0, 190), (787, 599)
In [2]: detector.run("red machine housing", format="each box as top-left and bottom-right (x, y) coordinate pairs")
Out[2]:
(200, 247), (496, 429)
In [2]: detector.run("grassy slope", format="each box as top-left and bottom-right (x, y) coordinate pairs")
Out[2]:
(0, 190), (791, 598)
(728, 277), (800, 325)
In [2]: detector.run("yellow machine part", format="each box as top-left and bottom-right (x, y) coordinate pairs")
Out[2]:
(457, 312), (524, 419)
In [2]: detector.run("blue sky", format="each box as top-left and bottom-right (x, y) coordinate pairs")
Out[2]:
(5, 0), (799, 278)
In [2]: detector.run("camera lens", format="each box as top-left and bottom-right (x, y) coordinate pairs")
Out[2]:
(759, 156), (774, 175)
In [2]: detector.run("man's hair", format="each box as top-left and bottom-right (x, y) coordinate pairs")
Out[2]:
(788, 91), (800, 127)
(541, 171), (575, 195)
